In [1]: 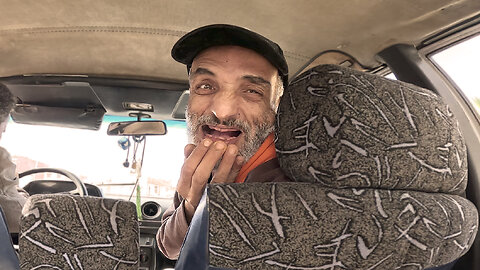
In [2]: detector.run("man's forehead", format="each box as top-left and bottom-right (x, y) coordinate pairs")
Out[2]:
(190, 46), (277, 83)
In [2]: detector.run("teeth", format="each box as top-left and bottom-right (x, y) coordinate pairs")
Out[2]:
(217, 134), (230, 140)
(209, 125), (239, 132)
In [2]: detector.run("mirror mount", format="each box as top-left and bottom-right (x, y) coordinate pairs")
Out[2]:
(128, 112), (151, 121)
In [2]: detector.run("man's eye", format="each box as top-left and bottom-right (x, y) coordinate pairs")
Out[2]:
(194, 83), (215, 94)
(199, 84), (212, 89)
(247, 89), (262, 96)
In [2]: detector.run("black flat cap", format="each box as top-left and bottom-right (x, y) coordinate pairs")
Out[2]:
(171, 24), (288, 87)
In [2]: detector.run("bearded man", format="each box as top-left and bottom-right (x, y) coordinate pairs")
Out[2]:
(157, 24), (290, 259)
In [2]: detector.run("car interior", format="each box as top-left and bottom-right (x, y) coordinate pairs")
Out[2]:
(0, 0), (479, 269)
(176, 63), (479, 269)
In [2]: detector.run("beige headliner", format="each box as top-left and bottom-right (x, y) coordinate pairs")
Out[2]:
(0, 0), (479, 82)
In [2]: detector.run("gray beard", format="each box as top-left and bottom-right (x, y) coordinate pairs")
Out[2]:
(186, 112), (274, 162)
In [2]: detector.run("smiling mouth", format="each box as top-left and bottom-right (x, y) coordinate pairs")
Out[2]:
(202, 125), (242, 142)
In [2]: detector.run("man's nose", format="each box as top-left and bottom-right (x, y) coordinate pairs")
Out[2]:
(210, 91), (239, 121)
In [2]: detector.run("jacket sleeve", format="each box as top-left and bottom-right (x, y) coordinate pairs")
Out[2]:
(156, 192), (190, 260)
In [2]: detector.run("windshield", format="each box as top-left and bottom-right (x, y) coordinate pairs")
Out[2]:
(0, 116), (187, 204)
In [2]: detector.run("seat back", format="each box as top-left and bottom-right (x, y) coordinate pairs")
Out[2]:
(181, 64), (478, 269)
(19, 194), (139, 270)
(0, 205), (20, 270)
(208, 182), (477, 269)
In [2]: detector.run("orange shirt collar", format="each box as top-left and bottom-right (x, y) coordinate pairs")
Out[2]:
(235, 133), (276, 183)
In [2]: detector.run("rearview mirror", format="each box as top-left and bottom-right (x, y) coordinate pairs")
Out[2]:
(107, 121), (167, 136)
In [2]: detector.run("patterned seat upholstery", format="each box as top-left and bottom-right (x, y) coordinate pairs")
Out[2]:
(206, 65), (478, 269)
(19, 194), (139, 270)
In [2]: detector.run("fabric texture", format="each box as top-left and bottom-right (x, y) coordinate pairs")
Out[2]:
(207, 64), (478, 269)
(157, 157), (290, 260)
(209, 183), (477, 269)
(276, 65), (467, 194)
(19, 194), (139, 270)
(0, 146), (27, 234)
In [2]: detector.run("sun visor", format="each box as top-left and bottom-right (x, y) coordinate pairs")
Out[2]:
(7, 81), (105, 130)
(11, 105), (105, 130)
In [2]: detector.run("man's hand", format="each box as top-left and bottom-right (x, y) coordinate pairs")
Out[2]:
(176, 139), (244, 222)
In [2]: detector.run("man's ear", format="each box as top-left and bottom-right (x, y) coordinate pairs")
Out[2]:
(271, 74), (284, 112)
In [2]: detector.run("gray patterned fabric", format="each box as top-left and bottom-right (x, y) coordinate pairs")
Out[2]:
(208, 65), (478, 269)
(209, 183), (477, 269)
(19, 194), (139, 270)
(277, 65), (466, 194)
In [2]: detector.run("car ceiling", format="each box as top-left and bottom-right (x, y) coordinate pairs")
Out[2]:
(0, 0), (479, 122)
(1, 0), (479, 80)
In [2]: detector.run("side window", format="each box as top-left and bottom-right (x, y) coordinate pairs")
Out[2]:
(385, 73), (397, 80)
(430, 34), (480, 114)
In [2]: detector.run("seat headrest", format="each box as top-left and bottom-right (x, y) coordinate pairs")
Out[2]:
(275, 64), (467, 195)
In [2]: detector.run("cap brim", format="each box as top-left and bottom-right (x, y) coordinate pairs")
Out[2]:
(172, 24), (288, 80)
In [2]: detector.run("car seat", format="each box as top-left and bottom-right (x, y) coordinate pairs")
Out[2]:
(177, 64), (478, 269)
(19, 194), (139, 269)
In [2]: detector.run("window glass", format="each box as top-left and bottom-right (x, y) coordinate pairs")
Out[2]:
(430, 34), (480, 113)
(0, 117), (187, 204)
(385, 73), (397, 80)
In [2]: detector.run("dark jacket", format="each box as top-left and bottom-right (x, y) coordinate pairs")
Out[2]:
(156, 157), (290, 259)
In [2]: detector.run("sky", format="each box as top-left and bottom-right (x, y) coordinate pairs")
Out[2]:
(431, 34), (480, 101)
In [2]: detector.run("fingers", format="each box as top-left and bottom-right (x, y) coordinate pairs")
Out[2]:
(184, 144), (196, 159)
(176, 139), (211, 199)
(185, 140), (228, 206)
(211, 144), (241, 183)
(178, 139), (245, 208)
(190, 141), (227, 188)
(183, 139), (213, 174)
(227, 155), (245, 181)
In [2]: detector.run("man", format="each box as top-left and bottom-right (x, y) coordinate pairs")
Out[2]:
(157, 24), (291, 259)
(0, 84), (15, 141)
(0, 84), (28, 237)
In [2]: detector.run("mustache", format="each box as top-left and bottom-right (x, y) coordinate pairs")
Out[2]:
(193, 114), (250, 133)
